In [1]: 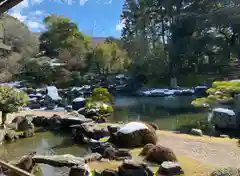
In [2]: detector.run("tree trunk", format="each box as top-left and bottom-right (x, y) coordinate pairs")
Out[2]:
(1, 111), (7, 128)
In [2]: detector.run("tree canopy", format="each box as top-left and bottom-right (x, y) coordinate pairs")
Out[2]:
(120, 0), (240, 86)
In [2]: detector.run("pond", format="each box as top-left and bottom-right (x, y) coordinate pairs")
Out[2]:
(0, 95), (207, 175)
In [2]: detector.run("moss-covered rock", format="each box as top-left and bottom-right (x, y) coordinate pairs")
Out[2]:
(140, 144), (178, 164)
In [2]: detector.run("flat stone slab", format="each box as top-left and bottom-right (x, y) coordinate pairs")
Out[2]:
(60, 116), (93, 126)
(33, 154), (85, 167)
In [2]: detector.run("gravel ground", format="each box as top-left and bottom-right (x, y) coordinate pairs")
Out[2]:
(157, 132), (240, 168)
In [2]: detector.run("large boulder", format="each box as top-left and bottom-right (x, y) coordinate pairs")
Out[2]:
(209, 108), (238, 129)
(11, 116), (34, 131)
(109, 121), (157, 148)
(140, 144), (177, 164)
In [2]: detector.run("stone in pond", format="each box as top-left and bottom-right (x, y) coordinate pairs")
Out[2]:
(9, 152), (36, 173)
(109, 121), (157, 148)
(33, 154), (85, 167)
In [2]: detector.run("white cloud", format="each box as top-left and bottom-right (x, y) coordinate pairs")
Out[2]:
(31, 0), (43, 4)
(10, 11), (27, 22)
(8, 0), (46, 31)
(116, 19), (125, 31)
(26, 21), (44, 29)
(79, 0), (88, 5)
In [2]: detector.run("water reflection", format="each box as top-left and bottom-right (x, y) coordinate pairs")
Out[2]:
(113, 96), (205, 130)
(0, 131), (88, 175)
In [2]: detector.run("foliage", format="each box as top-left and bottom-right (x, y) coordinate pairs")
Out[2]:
(92, 42), (131, 76)
(85, 88), (114, 114)
(121, 0), (240, 85)
(70, 71), (82, 86)
(3, 14), (39, 58)
(0, 85), (29, 113)
(191, 81), (240, 107)
(39, 15), (92, 74)
(85, 101), (114, 114)
(86, 88), (114, 104)
(18, 59), (55, 86)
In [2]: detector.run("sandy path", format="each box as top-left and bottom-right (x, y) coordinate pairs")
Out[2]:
(157, 131), (240, 168)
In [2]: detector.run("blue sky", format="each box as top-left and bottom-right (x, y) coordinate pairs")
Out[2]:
(8, 0), (125, 37)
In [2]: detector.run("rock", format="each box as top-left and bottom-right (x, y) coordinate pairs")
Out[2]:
(107, 125), (120, 134)
(47, 114), (62, 127)
(33, 154), (85, 167)
(11, 116), (34, 131)
(118, 160), (154, 176)
(209, 108), (238, 129)
(75, 123), (109, 140)
(102, 169), (118, 176)
(220, 134), (229, 138)
(60, 115), (93, 127)
(101, 146), (132, 161)
(32, 116), (46, 127)
(90, 142), (116, 155)
(158, 161), (184, 175)
(109, 121), (157, 148)
(150, 123), (159, 130)
(23, 129), (35, 138)
(66, 105), (73, 112)
(69, 164), (91, 176)
(141, 144), (177, 164)
(4, 130), (17, 142)
(139, 143), (155, 156)
(9, 152), (36, 174)
(190, 128), (203, 136)
(83, 153), (102, 163)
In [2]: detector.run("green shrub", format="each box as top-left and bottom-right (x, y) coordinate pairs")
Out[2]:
(0, 85), (29, 127)
(192, 80), (240, 107)
(86, 88), (114, 104)
(85, 88), (114, 115)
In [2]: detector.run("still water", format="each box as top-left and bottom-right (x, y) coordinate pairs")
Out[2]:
(0, 96), (206, 175)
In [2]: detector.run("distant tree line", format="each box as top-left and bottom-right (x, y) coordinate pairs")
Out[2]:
(2, 0), (240, 88)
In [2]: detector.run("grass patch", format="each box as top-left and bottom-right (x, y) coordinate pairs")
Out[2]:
(88, 147), (215, 176)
